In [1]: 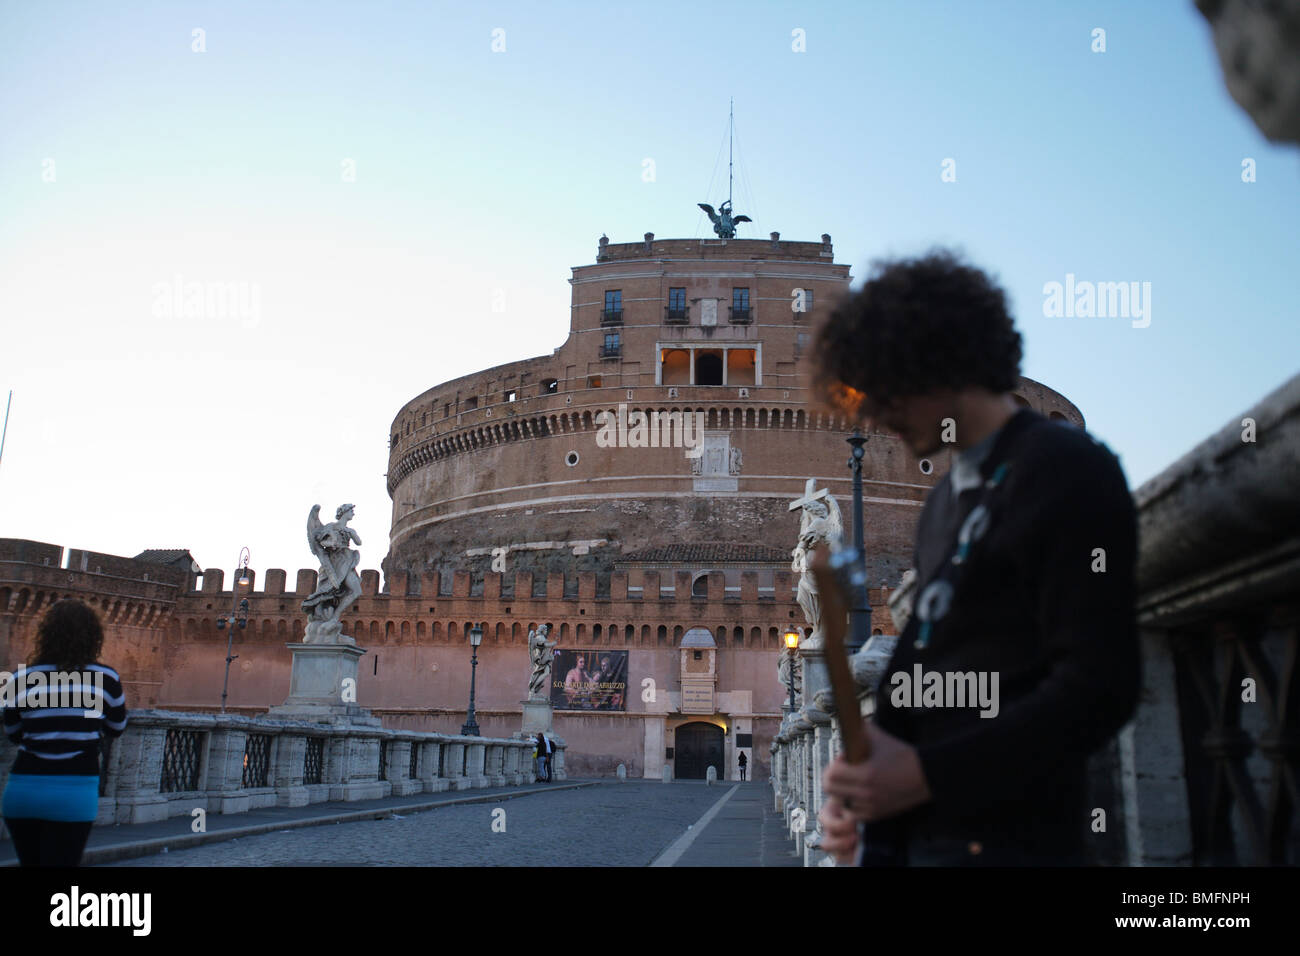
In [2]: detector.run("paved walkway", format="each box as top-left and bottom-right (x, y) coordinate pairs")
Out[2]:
(667, 782), (803, 867)
(0, 780), (594, 866)
(1, 779), (803, 866)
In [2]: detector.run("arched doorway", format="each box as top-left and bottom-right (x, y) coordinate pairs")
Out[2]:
(695, 352), (723, 386)
(675, 721), (724, 780)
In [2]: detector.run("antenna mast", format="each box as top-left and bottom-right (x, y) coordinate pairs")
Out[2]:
(728, 97), (734, 209)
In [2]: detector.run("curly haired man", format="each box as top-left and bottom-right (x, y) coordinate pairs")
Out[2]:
(811, 249), (1140, 866)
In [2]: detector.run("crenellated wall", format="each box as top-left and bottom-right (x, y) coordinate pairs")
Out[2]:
(0, 540), (190, 708)
(2, 541), (902, 777)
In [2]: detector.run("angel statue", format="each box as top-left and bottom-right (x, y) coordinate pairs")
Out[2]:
(301, 503), (363, 643)
(527, 624), (558, 700)
(697, 199), (752, 239)
(789, 489), (844, 649)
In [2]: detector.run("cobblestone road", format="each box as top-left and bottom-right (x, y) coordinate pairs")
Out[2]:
(109, 782), (728, 867)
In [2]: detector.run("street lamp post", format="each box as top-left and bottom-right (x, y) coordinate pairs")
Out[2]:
(845, 428), (873, 654)
(217, 547), (252, 713)
(461, 623), (484, 736)
(783, 628), (800, 712)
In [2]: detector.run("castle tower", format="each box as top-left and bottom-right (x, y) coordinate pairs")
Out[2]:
(383, 231), (1082, 588)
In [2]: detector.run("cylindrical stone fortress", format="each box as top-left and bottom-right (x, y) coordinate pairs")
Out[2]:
(384, 233), (1082, 586)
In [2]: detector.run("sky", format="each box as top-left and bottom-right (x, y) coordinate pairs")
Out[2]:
(1, 0), (1296, 578)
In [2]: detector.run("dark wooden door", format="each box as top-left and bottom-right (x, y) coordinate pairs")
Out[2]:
(675, 722), (724, 780)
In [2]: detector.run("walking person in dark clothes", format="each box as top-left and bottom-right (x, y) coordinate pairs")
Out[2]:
(2, 599), (128, 866)
(543, 734), (555, 782)
(810, 250), (1139, 866)
(738, 751), (747, 782)
(534, 732), (547, 782)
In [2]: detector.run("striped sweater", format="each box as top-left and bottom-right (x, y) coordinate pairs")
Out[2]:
(2, 663), (128, 776)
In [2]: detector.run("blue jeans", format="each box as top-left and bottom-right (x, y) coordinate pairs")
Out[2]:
(2, 774), (100, 822)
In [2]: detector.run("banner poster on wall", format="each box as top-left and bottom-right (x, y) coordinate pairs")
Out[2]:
(551, 649), (628, 711)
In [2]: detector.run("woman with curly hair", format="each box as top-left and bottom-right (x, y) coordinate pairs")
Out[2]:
(2, 598), (127, 865)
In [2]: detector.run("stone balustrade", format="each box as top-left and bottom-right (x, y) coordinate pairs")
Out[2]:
(0, 709), (564, 833)
(771, 690), (867, 868)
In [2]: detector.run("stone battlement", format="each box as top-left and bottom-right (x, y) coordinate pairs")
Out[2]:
(0, 539), (192, 598)
(594, 234), (834, 262)
(0, 538), (896, 620)
(191, 565), (853, 605)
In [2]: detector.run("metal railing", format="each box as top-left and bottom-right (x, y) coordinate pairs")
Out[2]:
(160, 728), (203, 793)
(304, 737), (324, 785)
(241, 733), (272, 788)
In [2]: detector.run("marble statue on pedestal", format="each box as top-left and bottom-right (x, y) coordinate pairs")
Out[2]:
(302, 503), (364, 643)
(788, 479), (845, 649)
(270, 501), (376, 729)
(527, 624), (557, 699)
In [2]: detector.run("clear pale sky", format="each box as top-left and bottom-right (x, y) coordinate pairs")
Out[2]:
(1, 1), (1296, 577)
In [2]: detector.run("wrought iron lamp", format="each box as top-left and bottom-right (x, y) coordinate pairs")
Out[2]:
(461, 623), (484, 736)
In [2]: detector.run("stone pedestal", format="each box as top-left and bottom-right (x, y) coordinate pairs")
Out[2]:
(268, 642), (380, 727)
(798, 641), (830, 714)
(520, 697), (554, 734)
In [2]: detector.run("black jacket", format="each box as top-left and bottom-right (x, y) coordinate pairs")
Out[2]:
(862, 409), (1140, 857)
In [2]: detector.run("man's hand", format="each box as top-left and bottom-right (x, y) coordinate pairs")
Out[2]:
(816, 797), (860, 864)
(821, 721), (933, 823)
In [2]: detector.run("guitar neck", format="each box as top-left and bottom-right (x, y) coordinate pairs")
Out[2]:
(810, 547), (870, 763)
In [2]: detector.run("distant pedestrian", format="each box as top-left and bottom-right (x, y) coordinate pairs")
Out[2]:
(2, 599), (128, 866)
(738, 751), (747, 782)
(544, 734), (555, 782)
(535, 732), (548, 782)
